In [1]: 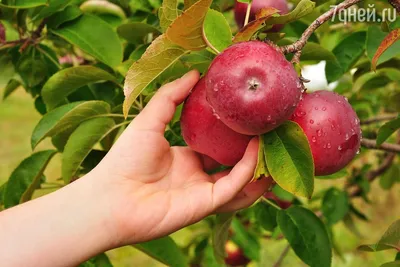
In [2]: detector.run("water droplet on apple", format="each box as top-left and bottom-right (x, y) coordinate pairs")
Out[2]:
(338, 145), (342, 151)
(317, 130), (322, 137)
(322, 107), (327, 111)
(314, 107), (319, 110)
(331, 125), (336, 131)
(310, 119), (314, 124)
(315, 93), (320, 97)
(327, 143), (332, 149)
(296, 111), (306, 117)
(356, 149), (360, 155)
(355, 118), (360, 125)
(312, 136), (317, 143)
(345, 97), (349, 102)
(323, 144), (327, 149)
(345, 134), (350, 141)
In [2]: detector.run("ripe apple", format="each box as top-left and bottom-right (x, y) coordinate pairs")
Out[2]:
(291, 91), (361, 176)
(234, 0), (289, 31)
(180, 78), (252, 166)
(206, 41), (301, 136)
(225, 241), (250, 266)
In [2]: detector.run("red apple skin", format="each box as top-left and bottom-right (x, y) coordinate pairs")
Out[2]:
(234, 0), (289, 31)
(206, 41), (302, 136)
(291, 91), (361, 176)
(225, 241), (251, 266)
(181, 78), (253, 166)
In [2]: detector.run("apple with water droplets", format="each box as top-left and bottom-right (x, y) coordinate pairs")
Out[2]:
(234, 0), (289, 31)
(181, 78), (253, 166)
(206, 41), (302, 136)
(291, 91), (361, 176)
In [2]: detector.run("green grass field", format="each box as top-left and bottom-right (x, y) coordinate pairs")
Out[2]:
(0, 88), (399, 267)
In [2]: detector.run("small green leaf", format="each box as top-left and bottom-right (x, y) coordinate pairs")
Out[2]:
(33, 0), (73, 21)
(253, 201), (277, 231)
(203, 9), (232, 53)
(263, 121), (314, 198)
(212, 212), (235, 263)
(3, 150), (57, 208)
(133, 236), (188, 267)
(0, 0), (47, 8)
(31, 101), (111, 149)
(123, 34), (188, 117)
(80, 0), (126, 19)
(277, 206), (332, 267)
(166, 0), (212, 50)
(62, 118), (116, 183)
(358, 219), (400, 252)
(47, 5), (83, 29)
(52, 14), (123, 67)
(117, 22), (160, 44)
(325, 31), (366, 83)
(42, 66), (118, 110)
(3, 79), (20, 100)
(321, 188), (350, 225)
(159, 0), (179, 31)
(231, 217), (260, 261)
(380, 164), (400, 190)
(377, 116), (400, 146)
(267, 0), (315, 26)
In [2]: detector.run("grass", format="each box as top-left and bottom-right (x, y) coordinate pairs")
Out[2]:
(0, 88), (399, 267)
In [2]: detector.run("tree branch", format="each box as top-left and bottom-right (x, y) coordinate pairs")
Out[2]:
(280, 0), (362, 61)
(273, 245), (291, 267)
(361, 138), (400, 153)
(361, 114), (399, 125)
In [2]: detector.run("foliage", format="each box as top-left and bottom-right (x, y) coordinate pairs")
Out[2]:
(0, 0), (399, 266)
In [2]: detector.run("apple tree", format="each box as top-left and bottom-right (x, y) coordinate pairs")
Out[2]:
(0, 0), (399, 266)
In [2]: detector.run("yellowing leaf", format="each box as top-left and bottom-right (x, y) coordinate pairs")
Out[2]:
(372, 29), (400, 71)
(123, 35), (188, 117)
(159, 0), (179, 32)
(253, 136), (270, 181)
(166, 0), (212, 50)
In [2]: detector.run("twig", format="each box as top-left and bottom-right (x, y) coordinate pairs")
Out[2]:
(389, 0), (400, 13)
(244, 2), (252, 26)
(280, 0), (362, 60)
(361, 138), (400, 153)
(349, 152), (396, 197)
(361, 114), (399, 125)
(273, 245), (290, 267)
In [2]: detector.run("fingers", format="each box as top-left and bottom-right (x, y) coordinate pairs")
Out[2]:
(216, 177), (273, 213)
(131, 70), (200, 133)
(211, 137), (259, 210)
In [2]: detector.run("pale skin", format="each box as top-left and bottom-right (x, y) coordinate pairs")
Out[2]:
(0, 70), (271, 267)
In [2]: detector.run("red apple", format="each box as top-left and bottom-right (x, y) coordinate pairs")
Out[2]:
(180, 78), (252, 166)
(206, 41), (301, 136)
(234, 0), (289, 31)
(291, 91), (361, 176)
(225, 241), (251, 266)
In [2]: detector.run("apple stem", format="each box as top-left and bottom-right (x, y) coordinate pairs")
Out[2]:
(244, 1), (252, 26)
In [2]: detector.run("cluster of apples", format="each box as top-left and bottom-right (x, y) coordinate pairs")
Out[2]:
(180, 1), (361, 177)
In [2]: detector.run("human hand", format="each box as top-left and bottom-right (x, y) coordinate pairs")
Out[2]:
(92, 70), (272, 246)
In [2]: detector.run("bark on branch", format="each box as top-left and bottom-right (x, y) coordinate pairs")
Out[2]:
(361, 114), (399, 125)
(361, 138), (400, 153)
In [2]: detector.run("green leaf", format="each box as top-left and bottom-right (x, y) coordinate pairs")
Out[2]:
(0, 52), (16, 89)
(3, 79), (20, 100)
(253, 135), (270, 180)
(117, 22), (160, 44)
(367, 26), (400, 69)
(42, 66), (118, 110)
(358, 219), (400, 252)
(381, 261), (400, 267)
(123, 34), (188, 117)
(3, 150), (57, 208)
(31, 101), (111, 149)
(377, 116), (400, 146)
(166, 0), (212, 50)
(0, 0), (47, 8)
(47, 5), (83, 29)
(325, 31), (366, 83)
(353, 68), (400, 92)
(203, 9), (232, 53)
(158, 0), (178, 31)
(380, 164), (400, 190)
(316, 169), (348, 180)
(231, 217), (260, 261)
(277, 206), (332, 267)
(62, 118), (115, 183)
(133, 236), (188, 267)
(80, 0), (126, 19)
(212, 212), (235, 263)
(267, 0), (315, 25)
(300, 42), (336, 61)
(52, 14), (123, 67)
(321, 188), (350, 225)
(79, 253), (113, 267)
(263, 121), (314, 198)
(33, 0), (73, 21)
(253, 201), (278, 231)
